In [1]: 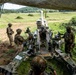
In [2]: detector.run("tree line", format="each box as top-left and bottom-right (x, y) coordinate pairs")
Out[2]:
(1, 6), (58, 13)
(1, 6), (75, 14)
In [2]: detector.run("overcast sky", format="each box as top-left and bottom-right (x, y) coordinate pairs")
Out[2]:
(4, 3), (26, 9)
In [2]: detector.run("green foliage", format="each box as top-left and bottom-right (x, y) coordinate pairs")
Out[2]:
(48, 23), (65, 35)
(69, 16), (76, 26)
(16, 6), (41, 13)
(59, 16), (76, 33)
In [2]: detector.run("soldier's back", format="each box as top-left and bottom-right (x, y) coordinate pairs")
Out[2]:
(14, 34), (24, 45)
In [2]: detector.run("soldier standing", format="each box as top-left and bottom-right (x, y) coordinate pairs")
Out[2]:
(63, 26), (75, 57)
(39, 26), (46, 41)
(14, 29), (25, 52)
(6, 23), (14, 47)
(28, 56), (57, 75)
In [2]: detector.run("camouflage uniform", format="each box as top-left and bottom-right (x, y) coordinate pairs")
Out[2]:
(39, 26), (46, 42)
(14, 29), (24, 51)
(28, 56), (57, 75)
(25, 27), (31, 33)
(25, 28), (33, 40)
(63, 26), (75, 57)
(6, 23), (14, 46)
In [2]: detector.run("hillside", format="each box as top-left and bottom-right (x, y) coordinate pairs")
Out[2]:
(2, 6), (41, 13)
(16, 6), (41, 13)
(2, 6), (58, 13)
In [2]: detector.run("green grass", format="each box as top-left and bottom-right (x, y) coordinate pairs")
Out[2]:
(17, 59), (31, 75)
(1, 12), (76, 29)
(48, 22), (66, 34)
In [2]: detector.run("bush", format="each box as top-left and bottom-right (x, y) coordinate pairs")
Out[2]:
(69, 16), (76, 26)
(28, 14), (34, 16)
(16, 16), (23, 19)
(60, 16), (76, 32)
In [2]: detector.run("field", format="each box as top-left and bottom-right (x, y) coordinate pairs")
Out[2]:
(0, 12), (76, 40)
(0, 12), (76, 75)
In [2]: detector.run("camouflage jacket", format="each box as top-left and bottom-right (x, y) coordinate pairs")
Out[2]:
(63, 32), (75, 44)
(14, 34), (24, 45)
(6, 27), (14, 35)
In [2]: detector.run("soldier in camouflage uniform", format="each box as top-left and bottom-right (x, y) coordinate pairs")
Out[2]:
(63, 26), (75, 57)
(14, 29), (25, 51)
(28, 56), (57, 75)
(39, 26), (46, 41)
(25, 27), (34, 41)
(25, 27), (31, 33)
(6, 23), (14, 47)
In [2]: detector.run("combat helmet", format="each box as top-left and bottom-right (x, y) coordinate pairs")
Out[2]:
(8, 23), (12, 27)
(30, 56), (47, 73)
(16, 29), (22, 34)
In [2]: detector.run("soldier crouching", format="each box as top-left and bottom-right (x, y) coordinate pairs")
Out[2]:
(14, 29), (25, 52)
(28, 56), (57, 75)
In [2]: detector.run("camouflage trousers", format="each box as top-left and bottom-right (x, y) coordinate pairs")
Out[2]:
(65, 43), (73, 57)
(7, 34), (14, 46)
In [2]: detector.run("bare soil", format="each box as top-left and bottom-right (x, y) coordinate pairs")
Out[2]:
(0, 41), (16, 65)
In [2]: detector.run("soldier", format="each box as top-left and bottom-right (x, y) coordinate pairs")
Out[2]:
(25, 28), (34, 41)
(63, 26), (75, 57)
(6, 23), (14, 47)
(14, 29), (25, 52)
(29, 56), (57, 75)
(25, 27), (31, 33)
(39, 26), (46, 41)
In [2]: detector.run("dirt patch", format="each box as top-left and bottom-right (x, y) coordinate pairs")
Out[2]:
(0, 41), (19, 65)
